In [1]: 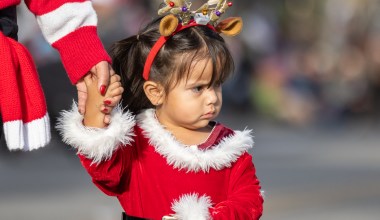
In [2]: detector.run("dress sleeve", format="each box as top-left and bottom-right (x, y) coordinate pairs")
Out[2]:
(79, 145), (132, 196)
(24, 0), (111, 84)
(211, 152), (264, 220)
(56, 103), (136, 195)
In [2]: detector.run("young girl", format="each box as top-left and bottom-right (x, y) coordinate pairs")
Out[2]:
(57, 3), (263, 219)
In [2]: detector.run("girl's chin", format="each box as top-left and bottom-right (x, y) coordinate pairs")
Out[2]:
(191, 120), (214, 130)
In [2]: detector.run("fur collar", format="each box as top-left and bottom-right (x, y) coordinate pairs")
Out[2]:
(136, 109), (254, 172)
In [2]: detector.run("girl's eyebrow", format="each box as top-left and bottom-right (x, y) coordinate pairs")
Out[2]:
(186, 79), (210, 87)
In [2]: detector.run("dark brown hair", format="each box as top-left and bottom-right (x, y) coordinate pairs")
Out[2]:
(110, 16), (234, 114)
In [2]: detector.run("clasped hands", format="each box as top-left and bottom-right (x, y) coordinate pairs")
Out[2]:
(76, 61), (123, 127)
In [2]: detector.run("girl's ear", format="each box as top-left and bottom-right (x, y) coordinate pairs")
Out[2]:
(215, 17), (243, 36)
(143, 81), (165, 106)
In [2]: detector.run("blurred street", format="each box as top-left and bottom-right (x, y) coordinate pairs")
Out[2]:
(1, 0), (380, 219)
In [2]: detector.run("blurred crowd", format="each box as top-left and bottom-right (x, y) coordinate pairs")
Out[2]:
(18, 0), (380, 126)
(228, 0), (380, 126)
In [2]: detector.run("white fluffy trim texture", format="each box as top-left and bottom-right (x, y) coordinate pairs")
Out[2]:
(137, 109), (254, 172)
(171, 193), (212, 220)
(56, 102), (135, 164)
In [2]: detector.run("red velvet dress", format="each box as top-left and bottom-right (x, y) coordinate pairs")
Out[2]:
(58, 107), (263, 220)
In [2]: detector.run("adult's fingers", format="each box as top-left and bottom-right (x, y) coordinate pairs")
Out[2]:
(76, 80), (87, 115)
(93, 61), (111, 95)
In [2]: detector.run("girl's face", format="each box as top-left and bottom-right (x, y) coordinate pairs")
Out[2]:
(156, 58), (222, 131)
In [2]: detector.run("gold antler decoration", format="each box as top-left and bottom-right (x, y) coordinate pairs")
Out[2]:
(158, 0), (193, 24)
(158, 0), (233, 24)
(158, 0), (242, 37)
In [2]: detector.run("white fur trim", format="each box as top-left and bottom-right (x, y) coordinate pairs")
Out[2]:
(56, 102), (135, 164)
(171, 193), (212, 220)
(137, 109), (254, 172)
(3, 113), (51, 151)
(37, 1), (97, 44)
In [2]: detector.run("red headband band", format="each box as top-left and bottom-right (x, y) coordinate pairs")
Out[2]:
(142, 20), (216, 80)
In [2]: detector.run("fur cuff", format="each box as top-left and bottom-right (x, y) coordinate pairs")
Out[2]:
(56, 102), (135, 164)
(171, 193), (212, 220)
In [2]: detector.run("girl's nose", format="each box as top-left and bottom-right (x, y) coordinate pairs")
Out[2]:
(206, 87), (219, 104)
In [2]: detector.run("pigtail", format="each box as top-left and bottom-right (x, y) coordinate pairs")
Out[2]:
(110, 34), (154, 114)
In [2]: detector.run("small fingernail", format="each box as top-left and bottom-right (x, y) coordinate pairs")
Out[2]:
(100, 85), (107, 95)
(102, 108), (108, 113)
(104, 100), (112, 105)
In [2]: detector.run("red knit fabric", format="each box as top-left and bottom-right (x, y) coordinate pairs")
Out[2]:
(24, 0), (87, 15)
(1, 0), (111, 84)
(0, 32), (49, 150)
(52, 26), (112, 83)
(10, 38), (47, 122)
(0, 0), (20, 9)
(0, 33), (23, 122)
(1, 0), (111, 150)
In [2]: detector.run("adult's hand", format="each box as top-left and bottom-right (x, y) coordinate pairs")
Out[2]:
(76, 61), (115, 115)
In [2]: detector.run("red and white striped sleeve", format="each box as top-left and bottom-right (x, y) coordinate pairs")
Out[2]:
(24, 0), (111, 84)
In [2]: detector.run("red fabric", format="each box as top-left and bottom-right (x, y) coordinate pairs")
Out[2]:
(9, 38), (47, 122)
(52, 26), (112, 84)
(24, 0), (87, 15)
(0, 32), (48, 149)
(79, 125), (263, 220)
(0, 0), (20, 9)
(1, 0), (111, 84)
(0, 33), (23, 121)
(198, 123), (230, 150)
(0, 33), (46, 122)
(0, 0), (110, 149)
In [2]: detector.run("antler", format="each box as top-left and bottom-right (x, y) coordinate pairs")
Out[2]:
(216, 17), (243, 36)
(158, 0), (241, 36)
(158, 0), (187, 15)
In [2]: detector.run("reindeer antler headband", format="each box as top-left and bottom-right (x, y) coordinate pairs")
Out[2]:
(142, 0), (243, 80)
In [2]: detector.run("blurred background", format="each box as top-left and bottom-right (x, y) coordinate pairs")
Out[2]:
(1, 0), (379, 219)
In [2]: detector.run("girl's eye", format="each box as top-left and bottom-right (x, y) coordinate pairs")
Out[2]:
(192, 86), (204, 93)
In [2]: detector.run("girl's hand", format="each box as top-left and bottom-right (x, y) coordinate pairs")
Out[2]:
(102, 74), (124, 124)
(83, 73), (123, 127)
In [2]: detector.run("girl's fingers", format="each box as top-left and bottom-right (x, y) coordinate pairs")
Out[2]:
(110, 74), (121, 84)
(110, 68), (116, 76)
(104, 114), (111, 124)
(100, 74), (122, 114)
(107, 81), (122, 91)
(83, 73), (94, 86)
(109, 87), (124, 97)
(103, 86), (123, 102)
(103, 95), (122, 107)
(101, 106), (112, 114)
